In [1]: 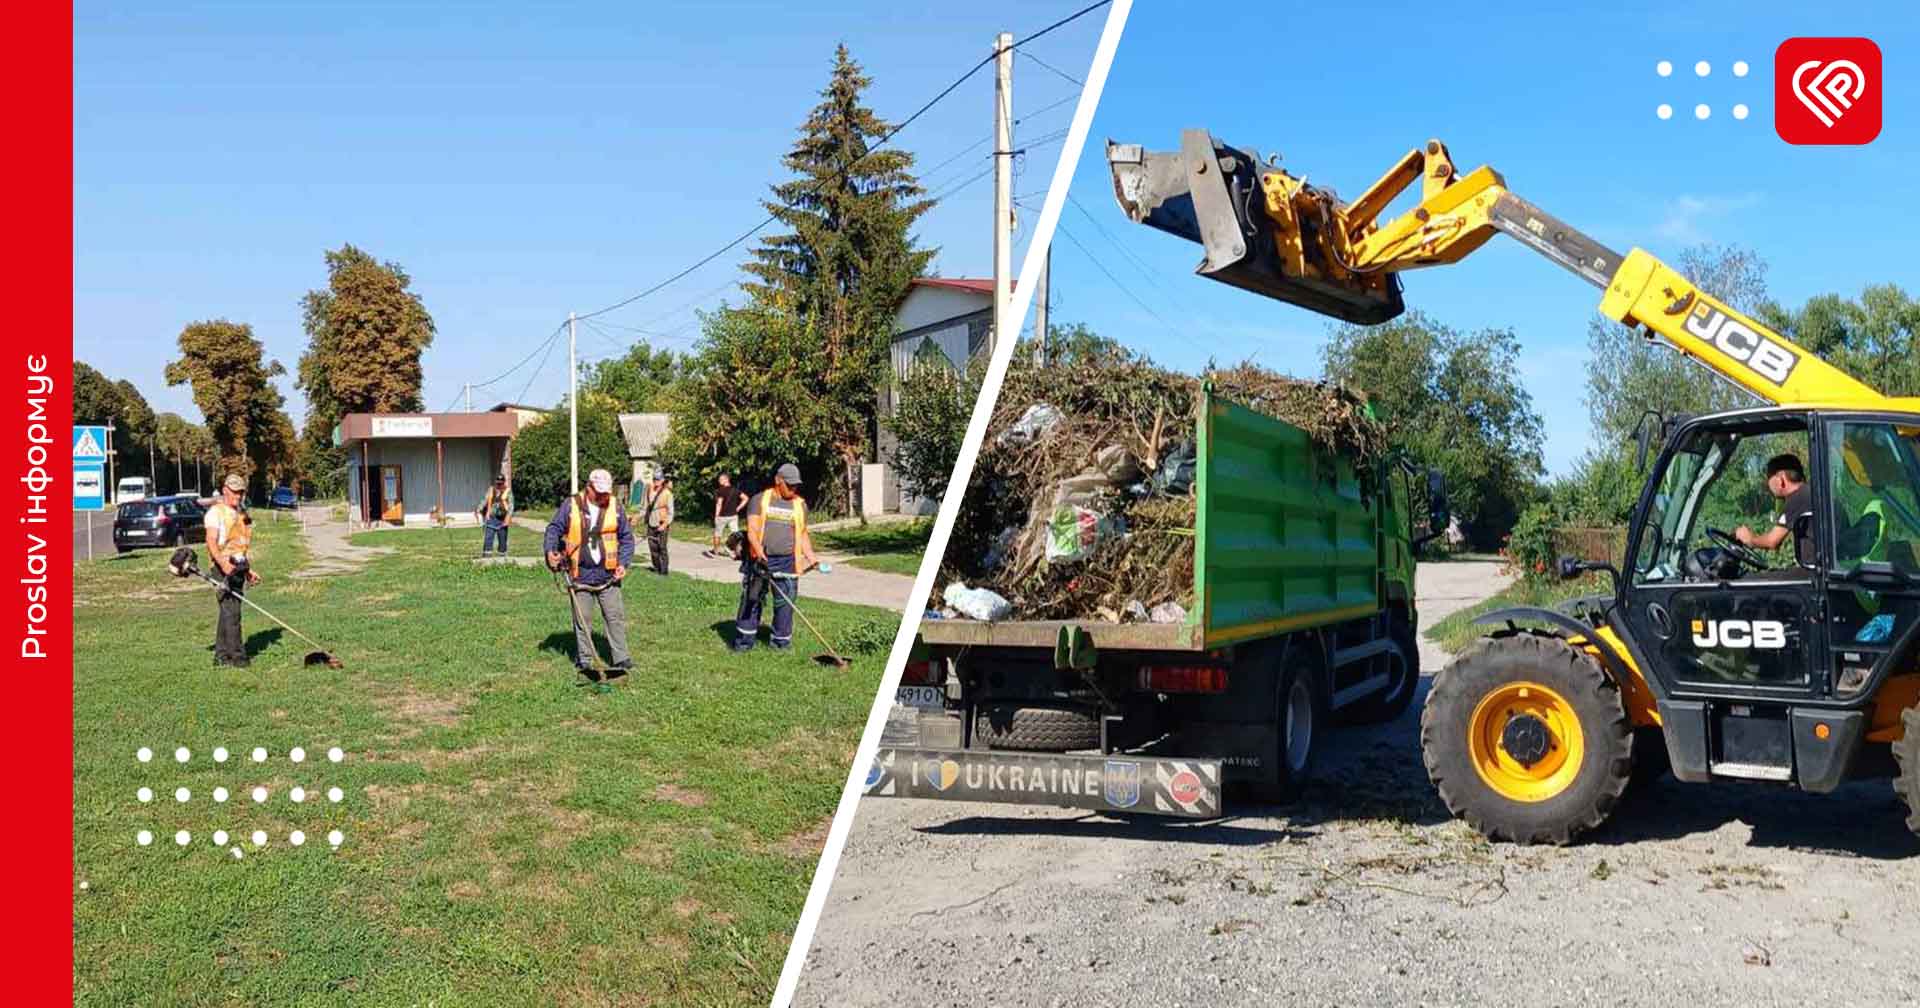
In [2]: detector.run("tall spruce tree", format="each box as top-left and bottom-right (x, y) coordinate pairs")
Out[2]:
(739, 44), (934, 513)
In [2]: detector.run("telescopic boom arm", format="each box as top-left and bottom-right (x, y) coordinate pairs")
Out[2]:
(1107, 130), (1887, 408)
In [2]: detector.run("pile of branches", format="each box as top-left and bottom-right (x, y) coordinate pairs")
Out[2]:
(939, 355), (1386, 621)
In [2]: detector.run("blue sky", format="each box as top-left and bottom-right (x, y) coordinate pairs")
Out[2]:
(1051, 0), (1920, 475)
(74, 1), (1101, 422)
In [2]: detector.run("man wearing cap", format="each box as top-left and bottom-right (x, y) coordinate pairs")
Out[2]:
(205, 473), (261, 668)
(544, 468), (636, 676)
(643, 470), (675, 576)
(733, 463), (820, 652)
(475, 475), (515, 557)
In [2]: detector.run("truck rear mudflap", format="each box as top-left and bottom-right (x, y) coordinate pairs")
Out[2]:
(863, 747), (1224, 819)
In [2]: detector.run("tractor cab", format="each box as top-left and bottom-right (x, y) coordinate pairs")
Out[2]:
(1620, 406), (1920, 717)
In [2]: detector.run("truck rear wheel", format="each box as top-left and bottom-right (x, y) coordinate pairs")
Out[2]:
(973, 705), (1100, 752)
(1420, 632), (1631, 845)
(1895, 703), (1920, 836)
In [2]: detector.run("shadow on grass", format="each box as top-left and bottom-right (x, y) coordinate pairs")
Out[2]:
(244, 627), (284, 658)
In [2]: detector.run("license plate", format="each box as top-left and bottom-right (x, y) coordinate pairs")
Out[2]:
(895, 686), (943, 710)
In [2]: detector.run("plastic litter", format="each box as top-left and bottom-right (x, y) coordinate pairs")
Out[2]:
(1149, 601), (1187, 624)
(1045, 505), (1126, 563)
(1855, 613), (1895, 644)
(996, 404), (1063, 447)
(944, 583), (1013, 621)
(1123, 599), (1149, 622)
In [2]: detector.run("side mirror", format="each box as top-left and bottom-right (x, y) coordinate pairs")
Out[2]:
(1635, 422), (1652, 472)
(1557, 554), (1623, 593)
(1425, 469), (1449, 530)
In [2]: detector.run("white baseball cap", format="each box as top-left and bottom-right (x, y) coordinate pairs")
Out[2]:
(588, 469), (613, 493)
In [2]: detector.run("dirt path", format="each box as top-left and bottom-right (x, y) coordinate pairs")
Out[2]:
(289, 504), (392, 579)
(793, 560), (1920, 1007)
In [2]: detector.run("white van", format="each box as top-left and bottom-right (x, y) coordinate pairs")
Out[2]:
(115, 477), (153, 503)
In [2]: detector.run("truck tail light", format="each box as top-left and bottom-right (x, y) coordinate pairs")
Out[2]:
(1139, 665), (1229, 693)
(901, 660), (940, 685)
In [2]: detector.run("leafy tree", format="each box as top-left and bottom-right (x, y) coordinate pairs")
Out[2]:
(297, 244), (436, 496)
(658, 306), (840, 515)
(1324, 311), (1545, 548)
(508, 394), (630, 512)
(585, 342), (685, 412)
(163, 320), (295, 494)
(74, 362), (159, 478)
(738, 44), (935, 514)
(1585, 244), (1769, 449)
(1756, 283), (1920, 396)
(890, 353), (984, 501)
(1024, 321), (1135, 367)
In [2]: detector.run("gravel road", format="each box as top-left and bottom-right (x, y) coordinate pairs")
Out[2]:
(793, 560), (1920, 1007)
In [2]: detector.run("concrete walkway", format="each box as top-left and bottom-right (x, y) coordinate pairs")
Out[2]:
(289, 504), (393, 579)
(510, 515), (917, 610)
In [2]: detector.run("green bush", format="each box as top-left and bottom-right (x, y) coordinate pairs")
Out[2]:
(1503, 502), (1562, 584)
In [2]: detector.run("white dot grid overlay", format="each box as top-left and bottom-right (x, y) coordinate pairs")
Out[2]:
(133, 744), (349, 854)
(1655, 56), (1754, 122)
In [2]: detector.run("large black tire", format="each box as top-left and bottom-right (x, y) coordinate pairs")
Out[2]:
(1895, 704), (1920, 836)
(973, 705), (1099, 752)
(1342, 608), (1420, 726)
(1251, 659), (1325, 803)
(1420, 632), (1632, 845)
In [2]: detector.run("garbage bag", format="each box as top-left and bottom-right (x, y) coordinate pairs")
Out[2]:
(1149, 601), (1187, 624)
(945, 582), (1013, 621)
(1154, 440), (1196, 496)
(1094, 444), (1144, 484)
(1045, 505), (1125, 563)
(996, 404), (1063, 447)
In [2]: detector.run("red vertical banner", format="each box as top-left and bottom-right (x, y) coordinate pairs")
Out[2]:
(2, 1), (74, 999)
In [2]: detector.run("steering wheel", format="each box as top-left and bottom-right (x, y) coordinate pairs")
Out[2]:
(1705, 527), (1770, 572)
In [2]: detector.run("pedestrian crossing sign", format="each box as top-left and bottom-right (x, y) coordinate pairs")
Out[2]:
(74, 425), (108, 462)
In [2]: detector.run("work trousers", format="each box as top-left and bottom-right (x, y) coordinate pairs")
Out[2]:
(647, 525), (670, 575)
(483, 519), (510, 555)
(734, 554), (796, 649)
(214, 567), (248, 664)
(569, 582), (631, 669)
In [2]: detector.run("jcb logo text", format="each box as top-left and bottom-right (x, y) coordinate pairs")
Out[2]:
(1692, 619), (1789, 650)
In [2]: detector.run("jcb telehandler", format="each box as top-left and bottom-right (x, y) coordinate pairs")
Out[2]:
(1108, 130), (1920, 843)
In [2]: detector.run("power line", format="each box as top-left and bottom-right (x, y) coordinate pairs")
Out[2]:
(1019, 50), (1084, 88)
(513, 324), (567, 407)
(1065, 192), (1204, 313)
(445, 320), (568, 410)
(573, 0), (1112, 323)
(1052, 218), (1182, 335)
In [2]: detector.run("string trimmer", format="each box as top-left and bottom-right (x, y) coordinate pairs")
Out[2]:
(547, 542), (618, 691)
(765, 567), (849, 669)
(167, 547), (344, 668)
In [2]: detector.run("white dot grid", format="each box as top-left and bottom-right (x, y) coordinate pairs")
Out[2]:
(1654, 57), (1753, 122)
(133, 746), (349, 854)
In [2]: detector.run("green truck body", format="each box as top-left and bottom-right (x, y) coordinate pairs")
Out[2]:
(917, 388), (1417, 652)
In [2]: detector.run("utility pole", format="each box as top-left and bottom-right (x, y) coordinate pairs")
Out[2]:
(464, 383), (473, 413)
(1033, 245), (1050, 365)
(991, 30), (1014, 358)
(105, 421), (116, 503)
(148, 435), (156, 489)
(568, 311), (579, 495)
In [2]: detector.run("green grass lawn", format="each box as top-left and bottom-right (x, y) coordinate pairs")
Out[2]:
(1425, 573), (1614, 654)
(74, 520), (891, 1007)
(812, 519), (931, 577)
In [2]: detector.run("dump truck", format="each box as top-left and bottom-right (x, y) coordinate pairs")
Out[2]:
(862, 385), (1446, 818)
(1096, 129), (1920, 843)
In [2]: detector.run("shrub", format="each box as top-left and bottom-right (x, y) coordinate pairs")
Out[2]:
(1503, 502), (1562, 584)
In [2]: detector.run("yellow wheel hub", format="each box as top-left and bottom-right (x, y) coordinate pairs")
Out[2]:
(1467, 681), (1584, 803)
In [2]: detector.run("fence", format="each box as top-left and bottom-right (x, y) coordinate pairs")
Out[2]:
(1556, 525), (1627, 563)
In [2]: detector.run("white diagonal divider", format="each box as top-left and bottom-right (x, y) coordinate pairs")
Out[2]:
(767, 3), (1136, 1004)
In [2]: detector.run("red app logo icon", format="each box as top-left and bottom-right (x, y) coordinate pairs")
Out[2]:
(1776, 37), (1881, 145)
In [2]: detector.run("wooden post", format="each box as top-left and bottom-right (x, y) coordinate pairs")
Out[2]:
(435, 438), (445, 525)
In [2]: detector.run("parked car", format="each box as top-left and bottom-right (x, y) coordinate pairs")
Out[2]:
(112, 494), (207, 554)
(115, 476), (153, 503)
(269, 484), (298, 510)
